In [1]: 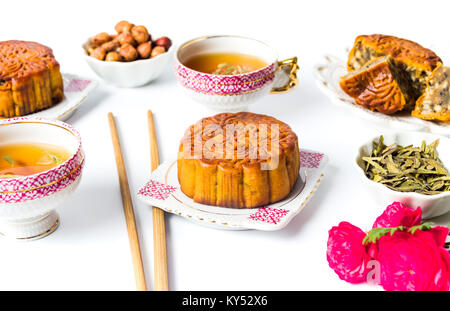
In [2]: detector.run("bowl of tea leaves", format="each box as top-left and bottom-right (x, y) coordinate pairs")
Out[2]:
(355, 132), (450, 219)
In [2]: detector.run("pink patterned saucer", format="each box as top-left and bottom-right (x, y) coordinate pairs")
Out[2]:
(137, 149), (328, 231)
(0, 117), (84, 240)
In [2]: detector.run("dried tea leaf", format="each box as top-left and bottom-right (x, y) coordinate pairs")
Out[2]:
(363, 136), (450, 195)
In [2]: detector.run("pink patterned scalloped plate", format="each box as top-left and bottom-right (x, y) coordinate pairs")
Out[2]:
(137, 149), (328, 231)
(25, 73), (98, 121)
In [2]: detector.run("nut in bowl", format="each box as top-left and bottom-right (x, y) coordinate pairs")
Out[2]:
(83, 20), (173, 87)
(355, 132), (450, 219)
(0, 117), (84, 240)
(174, 35), (299, 112)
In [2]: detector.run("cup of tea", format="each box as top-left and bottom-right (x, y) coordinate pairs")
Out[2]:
(174, 35), (299, 112)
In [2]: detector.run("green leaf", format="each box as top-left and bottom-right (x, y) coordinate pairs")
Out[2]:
(363, 222), (435, 245)
(2, 155), (14, 166)
(42, 150), (63, 165)
(408, 222), (434, 234)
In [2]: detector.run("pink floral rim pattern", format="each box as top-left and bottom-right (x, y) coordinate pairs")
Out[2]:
(248, 207), (289, 225)
(138, 179), (177, 201)
(0, 117), (83, 204)
(174, 61), (276, 95)
(300, 150), (324, 169)
(64, 79), (91, 92)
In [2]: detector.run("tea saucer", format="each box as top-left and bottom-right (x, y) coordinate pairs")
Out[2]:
(137, 149), (328, 231)
(24, 73), (98, 121)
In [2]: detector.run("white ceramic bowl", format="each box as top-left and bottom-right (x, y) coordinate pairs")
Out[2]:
(0, 117), (84, 240)
(174, 35), (299, 112)
(355, 132), (450, 219)
(83, 40), (173, 88)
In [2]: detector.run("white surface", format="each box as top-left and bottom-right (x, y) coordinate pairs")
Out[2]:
(0, 0), (448, 290)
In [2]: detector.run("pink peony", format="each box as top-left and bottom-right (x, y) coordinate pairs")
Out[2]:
(372, 202), (421, 229)
(377, 227), (450, 291)
(327, 221), (372, 284)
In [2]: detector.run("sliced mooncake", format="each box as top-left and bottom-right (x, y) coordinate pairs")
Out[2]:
(412, 64), (450, 123)
(340, 56), (415, 114)
(347, 34), (442, 99)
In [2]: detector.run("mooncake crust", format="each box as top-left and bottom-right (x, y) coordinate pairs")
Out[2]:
(0, 40), (64, 117)
(177, 112), (300, 208)
(347, 34), (442, 98)
(340, 56), (415, 114)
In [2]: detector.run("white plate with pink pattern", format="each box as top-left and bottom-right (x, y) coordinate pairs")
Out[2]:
(25, 73), (97, 121)
(137, 149), (328, 231)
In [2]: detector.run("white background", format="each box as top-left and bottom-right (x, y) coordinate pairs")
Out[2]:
(0, 0), (449, 290)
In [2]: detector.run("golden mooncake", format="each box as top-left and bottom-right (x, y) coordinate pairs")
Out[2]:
(412, 64), (450, 123)
(177, 112), (300, 209)
(340, 56), (415, 114)
(347, 34), (442, 99)
(0, 40), (64, 117)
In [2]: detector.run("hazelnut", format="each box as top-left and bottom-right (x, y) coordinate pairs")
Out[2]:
(119, 44), (138, 61)
(151, 46), (165, 58)
(91, 32), (111, 45)
(117, 32), (136, 46)
(115, 20), (134, 34)
(87, 47), (95, 55)
(154, 36), (172, 51)
(137, 42), (152, 59)
(131, 25), (150, 44)
(101, 39), (120, 52)
(105, 51), (122, 62)
(91, 47), (106, 60)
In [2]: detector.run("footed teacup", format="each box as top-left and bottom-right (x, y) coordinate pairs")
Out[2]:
(175, 35), (299, 112)
(0, 117), (84, 240)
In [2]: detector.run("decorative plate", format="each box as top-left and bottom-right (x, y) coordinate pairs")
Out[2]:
(24, 73), (97, 121)
(314, 55), (450, 137)
(137, 149), (328, 231)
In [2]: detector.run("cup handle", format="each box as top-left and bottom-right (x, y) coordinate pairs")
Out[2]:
(270, 57), (299, 94)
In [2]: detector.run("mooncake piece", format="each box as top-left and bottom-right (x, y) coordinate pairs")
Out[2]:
(347, 34), (442, 99)
(177, 112), (300, 209)
(412, 64), (450, 123)
(0, 40), (64, 117)
(340, 56), (415, 114)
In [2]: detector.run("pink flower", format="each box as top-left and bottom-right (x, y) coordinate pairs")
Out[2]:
(327, 222), (371, 284)
(372, 202), (421, 229)
(377, 227), (450, 291)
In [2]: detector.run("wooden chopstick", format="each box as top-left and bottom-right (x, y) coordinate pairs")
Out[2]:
(108, 112), (147, 291)
(148, 110), (169, 291)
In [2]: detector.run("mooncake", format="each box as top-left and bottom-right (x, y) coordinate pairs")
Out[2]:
(340, 56), (415, 114)
(177, 112), (300, 208)
(0, 40), (64, 117)
(412, 64), (450, 123)
(347, 34), (442, 99)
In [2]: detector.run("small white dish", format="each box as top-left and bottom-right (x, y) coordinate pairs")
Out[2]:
(137, 149), (328, 231)
(83, 41), (173, 88)
(25, 73), (97, 121)
(314, 55), (450, 137)
(355, 132), (450, 219)
(0, 117), (85, 240)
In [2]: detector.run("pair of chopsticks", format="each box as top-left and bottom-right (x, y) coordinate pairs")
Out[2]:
(108, 110), (168, 291)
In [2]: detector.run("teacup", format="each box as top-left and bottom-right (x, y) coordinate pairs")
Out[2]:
(174, 35), (299, 112)
(0, 117), (84, 240)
